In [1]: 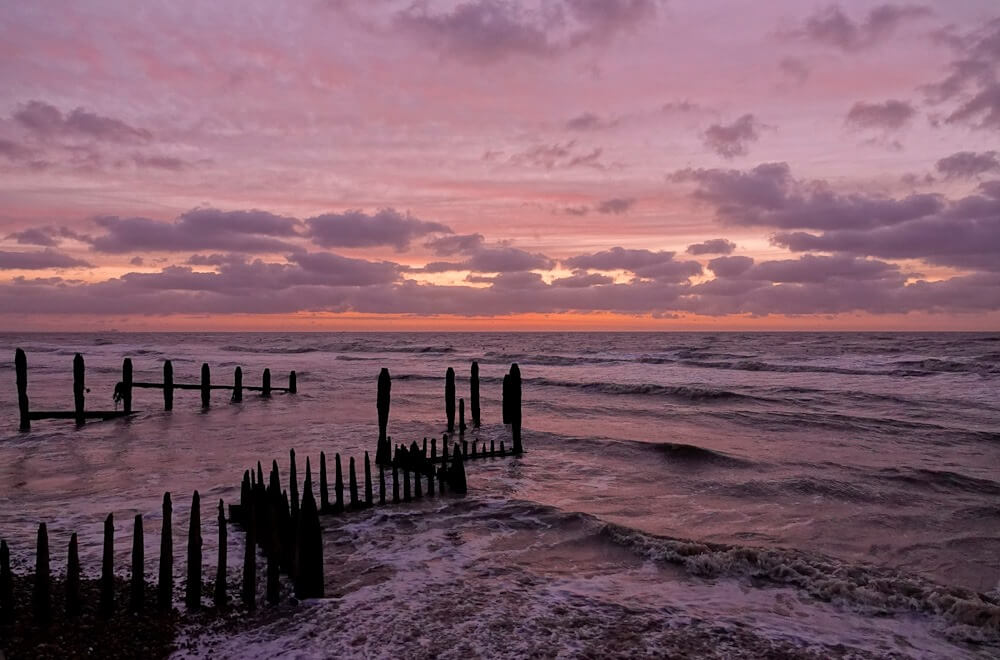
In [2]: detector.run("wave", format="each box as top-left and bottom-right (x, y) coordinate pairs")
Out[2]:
(655, 442), (751, 467)
(877, 467), (1000, 496)
(680, 357), (999, 378)
(524, 377), (757, 402)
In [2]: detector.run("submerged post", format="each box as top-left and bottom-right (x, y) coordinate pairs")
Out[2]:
(186, 491), (202, 610)
(289, 371), (297, 394)
(200, 363), (211, 409)
(34, 523), (50, 624)
(163, 360), (174, 410)
(122, 358), (133, 415)
(471, 361), (480, 427)
(16, 348), (29, 431)
(364, 452), (373, 507)
(131, 514), (144, 612)
(376, 368), (391, 464)
(158, 492), (173, 611)
(66, 533), (81, 617)
(449, 443), (467, 494)
(100, 513), (114, 618)
(74, 353), (85, 426)
(510, 364), (523, 454)
(262, 368), (271, 398)
(445, 367), (456, 433)
(215, 499), (227, 609)
(233, 366), (243, 403)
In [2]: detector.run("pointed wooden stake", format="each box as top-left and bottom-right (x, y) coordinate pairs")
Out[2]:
(186, 491), (202, 610)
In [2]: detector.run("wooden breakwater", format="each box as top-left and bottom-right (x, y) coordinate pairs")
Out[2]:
(14, 349), (297, 431)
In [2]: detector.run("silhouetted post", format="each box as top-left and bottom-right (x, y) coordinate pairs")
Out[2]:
(304, 457), (313, 502)
(364, 452), (373, 507)
(100, 513), (114, 618)
(242, 500), (256, 611)
(262, 368), (271, 398)
(462, 439), (468, 457)
(200, 363), (211, 409)
(295, 490), (323, 599)
(74, 353), (85, 425)
(403, 465), (411, 502)
(290, 449), (300, 524)
(500, 440), (505, 456)
(215, 499), (227, 609)
(414, 462), (423, 498)
(266, 503), (279, 606)
(471, 442), (477, 458)
(427, 447), (435, 496)
(186, 491), (202, 610)
(379, 465), (386, 504)
(66, 533), (80, 617)
(510, 364), (523, 453)
(471, 361), (480, 427)
(131, 514), (144, 612)
(163, 360), (174, 410)
(289, 371), (297, 394)
(349, 457), (359, 509)
(158, 493), (172, 610)
(16, 349), (30, 431)
(320, 451), (329, 512)
(439, 441), (449, 486)
(334, 454), (344, 513)
(376, 368), (391, 464)
(449, 443), (467, 494)
(0, 540), (11, 623)
(34, 523), (50, 624)
(122, 358), (133, 415)
(445, 367), (456, 433)
(392, 463), (400, 503)
(232, 366), (242, 403)
(460, 400), (467, 437)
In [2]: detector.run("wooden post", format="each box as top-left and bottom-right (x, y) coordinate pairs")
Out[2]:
(262, 368), (271, 398)
(414, 462), (422, 499)
(74, 353), (85, 426)
(349, 457), (359, 509)
(66, 533), (81, 616)
(376, 368), (391, 464)
(379, 465), (386, 505)
(163, 360), (174, 410)
(232, 366), (242, 403)
(122, 358), (133, 415)
(403, 466), (411, 502)
(510, 363), (523, 454)
(500, 440), (505, 455)
(290, 449), (300, 525)
(100, 513), (114, 618)
(266, 503), (279, 605)
(320, 451), (329, 512)
(445, 367), (456, 433)
(131, 514), (144, 612)
(34, 523), (50, 624)
(158, 493), (172, 610)
(242, 499), (256, 611)
(449, 443), (468, 494)
(16, 348), (30, 431)
(186, 491), (202, 610)
(295, 490), (324, 599)
(197, 363), (209, 408)
(502, 374), (510, 424)
(392, 463), (400, 503)
(0, 540), (11, 623)
(334, 454), (344, 513)
(490, 439), (495, 456)
(364, 452), (373, 507)
(304, 457), (313, 502)
(439, 441), (449, 486)
(289, 371), (297, 394)
(459, 398), (466, 434)
(215, 499), (227, 609)
(471, 361), (480, 427)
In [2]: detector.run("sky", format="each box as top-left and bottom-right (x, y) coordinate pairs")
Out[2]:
(1, 0), (999, 331)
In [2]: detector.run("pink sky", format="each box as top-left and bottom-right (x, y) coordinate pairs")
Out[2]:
(1, 0), (998, 330)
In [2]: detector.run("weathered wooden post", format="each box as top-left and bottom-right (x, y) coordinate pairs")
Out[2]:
(459, 398), (466, 434)
(0, 540), (11, 623)
(349, 457), (359, 509)
(163, 360), (174, 410)
(232, 366), (243, 403)
(34, 523), (50, 624)
(266, 502), (279, 606)
(122, 358), (133, 415)
(500, 440), (506, 455)
(449, 443), (467, 494)
(445, 367), (456, 433)
(200, 363), (211, 409)
(364, 452), (373, 507)
(100, 513), (114, 618)
(471, 361), (480, 427)
(289, 371), (297, 394)
(16, 349), (30, 431)
(376, 368), (391, 465)
(131, 514), (144, 612)
(66, 533), (81, 617)
(186, 491), (202, 610)
(320, 451), (329, 512)
(294, 490), (324, 599)
(290, 449), (300, 524)
(392, 463), (400, 503)
(304, 457), (313, 503)
(74, 353), (86, 425)
(215, 499), (227, 609)
(158, 493), (172, 610)
(334, 454), (344, 513)
(379, 465), (386, 505)
(242, 499), (256, 611)
(510, 363), (523, 454)
(402, 465), (411, 502)
(262, 368), (271, 398)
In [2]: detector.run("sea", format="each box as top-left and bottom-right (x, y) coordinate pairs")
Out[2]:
(0, 332), (998, 658)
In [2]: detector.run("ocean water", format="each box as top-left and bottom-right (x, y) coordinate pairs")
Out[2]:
(1, 332), (998, 658)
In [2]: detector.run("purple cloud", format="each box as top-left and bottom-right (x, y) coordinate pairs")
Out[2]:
(14, 100), (151, 143)
(0, 249), (92, 269)
(686, 238), (736, 255)
(550, 271), (615, 287)
(564, 247), (702, 282)
(566, 112), (618, 131)
(596, 197), (635, 214)
(778, 57), (810, 85)
(306, 208), (450, 251)
(424, 233), (485, 256)
(789, 4), (932, 52)
(707, 255), (754, 278)
(5, 228), (60, 247)
(509, 141), (606, 170)
(845, 99), (916, 131)
(924, 20), (1000, 131)
(935, 151), (1000, 179)
(702, 114), (764, 159)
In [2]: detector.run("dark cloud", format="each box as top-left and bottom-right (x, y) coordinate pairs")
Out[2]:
(566, 112), (618, 131)
(935, 151), (1000, 179)
(686, 238), (736, 255)
(508, 140), (606, 170)
(596, 197), (635, 214)
(306, 208), (450, 251)
(923, 19), (1000, 132)
(789, 4), (932, 51)
(5, 228), (60, 247)
(13, 100), (151, 143)
(845, 99), (916, 131)
(561, 206), (590, 216)
(550, 270), (615, 287)
(129, 256), (144, 266)
(702, 114), (764, 159)
(564, 247), (702, 282)
(707, 255), (754, 278)
(0, 249), (92, 270)
(424, 233), (485, 256)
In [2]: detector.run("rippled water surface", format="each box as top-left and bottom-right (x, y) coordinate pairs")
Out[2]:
(1, 332), (998, 658)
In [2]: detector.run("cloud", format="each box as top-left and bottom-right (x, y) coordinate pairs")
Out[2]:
(90, 208), (302, 254)
(702, 114), (764, 159)
(788, 4), (932, 52)
(550, 270), (614, 287)
(845, 99), (916, 131)
(935, 151), (1000, 179)
(596, 197), (635, 214)
(306, 208), (450, 251)
(564, 247), (702, 282)
(508, 140), (606, 170)
(686, 238), (736, 255)
(778, 57), (810, 85)
(0, 138), (35, 161)
(0, 249), (92, 270)
(923, 19), (1000, 132)
(566, 112), (618, 131)
(13, 100), (151, 143)
(707, 255), (754, 278)
(133, 154), (189, 171)
(424, 233), (486, 256)
(425, 245), (556, 273)
(5, 228), (60, 247)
